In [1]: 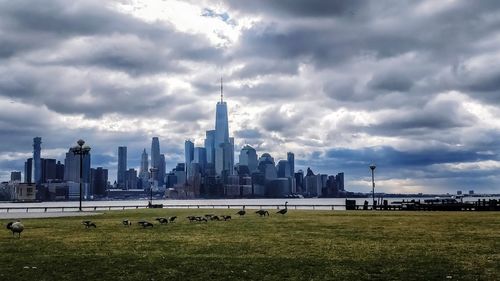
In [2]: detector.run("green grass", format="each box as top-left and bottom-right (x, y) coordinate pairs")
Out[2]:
(1, 210), (499, 281)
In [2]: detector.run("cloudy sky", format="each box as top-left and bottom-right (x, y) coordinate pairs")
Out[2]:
(1, 0), (500, 194)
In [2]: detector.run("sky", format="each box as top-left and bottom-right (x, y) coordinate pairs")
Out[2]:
(1, 0), (500, 194)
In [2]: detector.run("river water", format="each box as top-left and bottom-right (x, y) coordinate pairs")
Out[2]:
(1, 196), (498, 212)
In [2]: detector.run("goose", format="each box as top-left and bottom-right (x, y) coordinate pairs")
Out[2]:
(221, 215), (231, 221)
(277, 201), (289, 215)
(255, 209), (270, 217)
(138, 221), (154, 228)
(155, 218), (169, 224)
(6, 221), (24, 238)
(236, 206), (246, 217)
(168, 216), (177, 223)
(122, 219), (132, 226)
(82, 221), (96, 228)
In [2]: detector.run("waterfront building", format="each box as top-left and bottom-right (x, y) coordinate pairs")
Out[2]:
(185, 140), (194, 177)
(193, 147), (207, 173)
(239, 145), (258, 173)
(64, 147), (91, 197)
(10, 171), (21, 182)
(24, 158), (33, 183)
(158, 154), (166, 188)
(33, 137), (42, 185)
(139, 149), (149, 186)
(125, 168), (138, 190)
(287, 152), (295, 178)
(91, 167), (108, 196)
(277, 160), (291, 178)
(213, 80), (234, 176)
(117, 146), (127, 189)
(150, 137), (161, 183)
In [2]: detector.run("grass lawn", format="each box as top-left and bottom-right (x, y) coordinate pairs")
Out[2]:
(1, 209), (499, 281)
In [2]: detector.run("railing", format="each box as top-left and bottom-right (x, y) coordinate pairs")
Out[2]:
(0, 204), (354, 213)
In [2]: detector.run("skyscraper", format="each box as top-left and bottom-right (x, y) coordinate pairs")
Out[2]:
(204, 130), (215, 165)
(33, 137), (42, 185)
(214, 79), (234, 175)
(158, 154), (166, 187)
(287, 152), (295, 177)
(117, 146), (127, 189)
(277, 160), (291, 178)
(24, 158), (33, 183)
(64, 148), (91, 197)
(185, 140), (194, 177)
(193, 147), (207, 173)
(150, 137), (160, 182)
(139, 148), (149, 182)
(239, 145), (258, 172)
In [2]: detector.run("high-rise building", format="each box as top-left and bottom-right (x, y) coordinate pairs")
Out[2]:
(277, 160), (291, 178)
(287, 152), (294, 177)
(239, 145), (258, 173)
(204, 130), (215, 165)
(24, 158), (33, 183)
(64, 149), (91, 183)
(64, 148), (91, 198)
(125, 168), (138, 190)
(41, 158), (56, 183)
(55, 161), (64, 180)
(336, 172), (344, 191)
(117, 146), (127, 188)
(193, 147), (207, 173)
(185, 140), (194, 177)
(150, 137), (161, 182)
(158, 154), (166, 187)
(10, 171), (21, 182)
(91, 167), (108, 196)
(139, 149), (149, 180)
(33, 137), (42, 185)
(214, 80), (234, 176)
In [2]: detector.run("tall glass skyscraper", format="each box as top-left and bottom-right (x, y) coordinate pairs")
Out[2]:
(150, 137), (160, 182)
(33, 137), (42, 185)
(214, 83), (234, 175)
(117, 146), (127, 188)
(287, 152), (295, 177)
(239, 145), (258, 172)
(185, 140), (194, 177)
(204, 130), (215, 165)
(140, 149), (148, 178)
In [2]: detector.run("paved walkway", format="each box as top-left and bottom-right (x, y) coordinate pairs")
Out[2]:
(0, 212), (102, 219)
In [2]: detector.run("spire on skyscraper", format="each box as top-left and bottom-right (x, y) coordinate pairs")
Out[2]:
(220, 76), (223, 103)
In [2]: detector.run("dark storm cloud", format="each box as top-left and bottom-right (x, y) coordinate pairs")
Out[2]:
(324, 146), (496, 168)
(226, 0), (365, 18)
(368, 72), (413, 92)
(234, 128), (262, 139)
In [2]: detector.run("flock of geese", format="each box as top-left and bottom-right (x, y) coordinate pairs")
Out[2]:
(5, 202), (289, 238)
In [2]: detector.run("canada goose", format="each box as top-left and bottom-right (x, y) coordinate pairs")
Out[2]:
(255, 209), (270, 217)
(138, 221), (154, 228)
(6, 221), (24, 238)
(82, 221), (96, 228)
(277, 201), (289, 215)
(122, 219), (132, 226)
(168, 216), (177, 223)
(155, 218), (169, 224)
(221, 215), (231, 221)
(236, 206), (246, 217)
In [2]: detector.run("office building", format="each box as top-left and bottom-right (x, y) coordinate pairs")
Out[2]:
(117, 146), (127, 189)
(33, 137), (42, 185)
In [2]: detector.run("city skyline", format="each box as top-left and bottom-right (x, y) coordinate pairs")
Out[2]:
(1, 1), (500, 194)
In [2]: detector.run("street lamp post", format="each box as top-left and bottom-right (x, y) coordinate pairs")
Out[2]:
(71, 139), (91, 211)
(370, 164), (376, 210)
